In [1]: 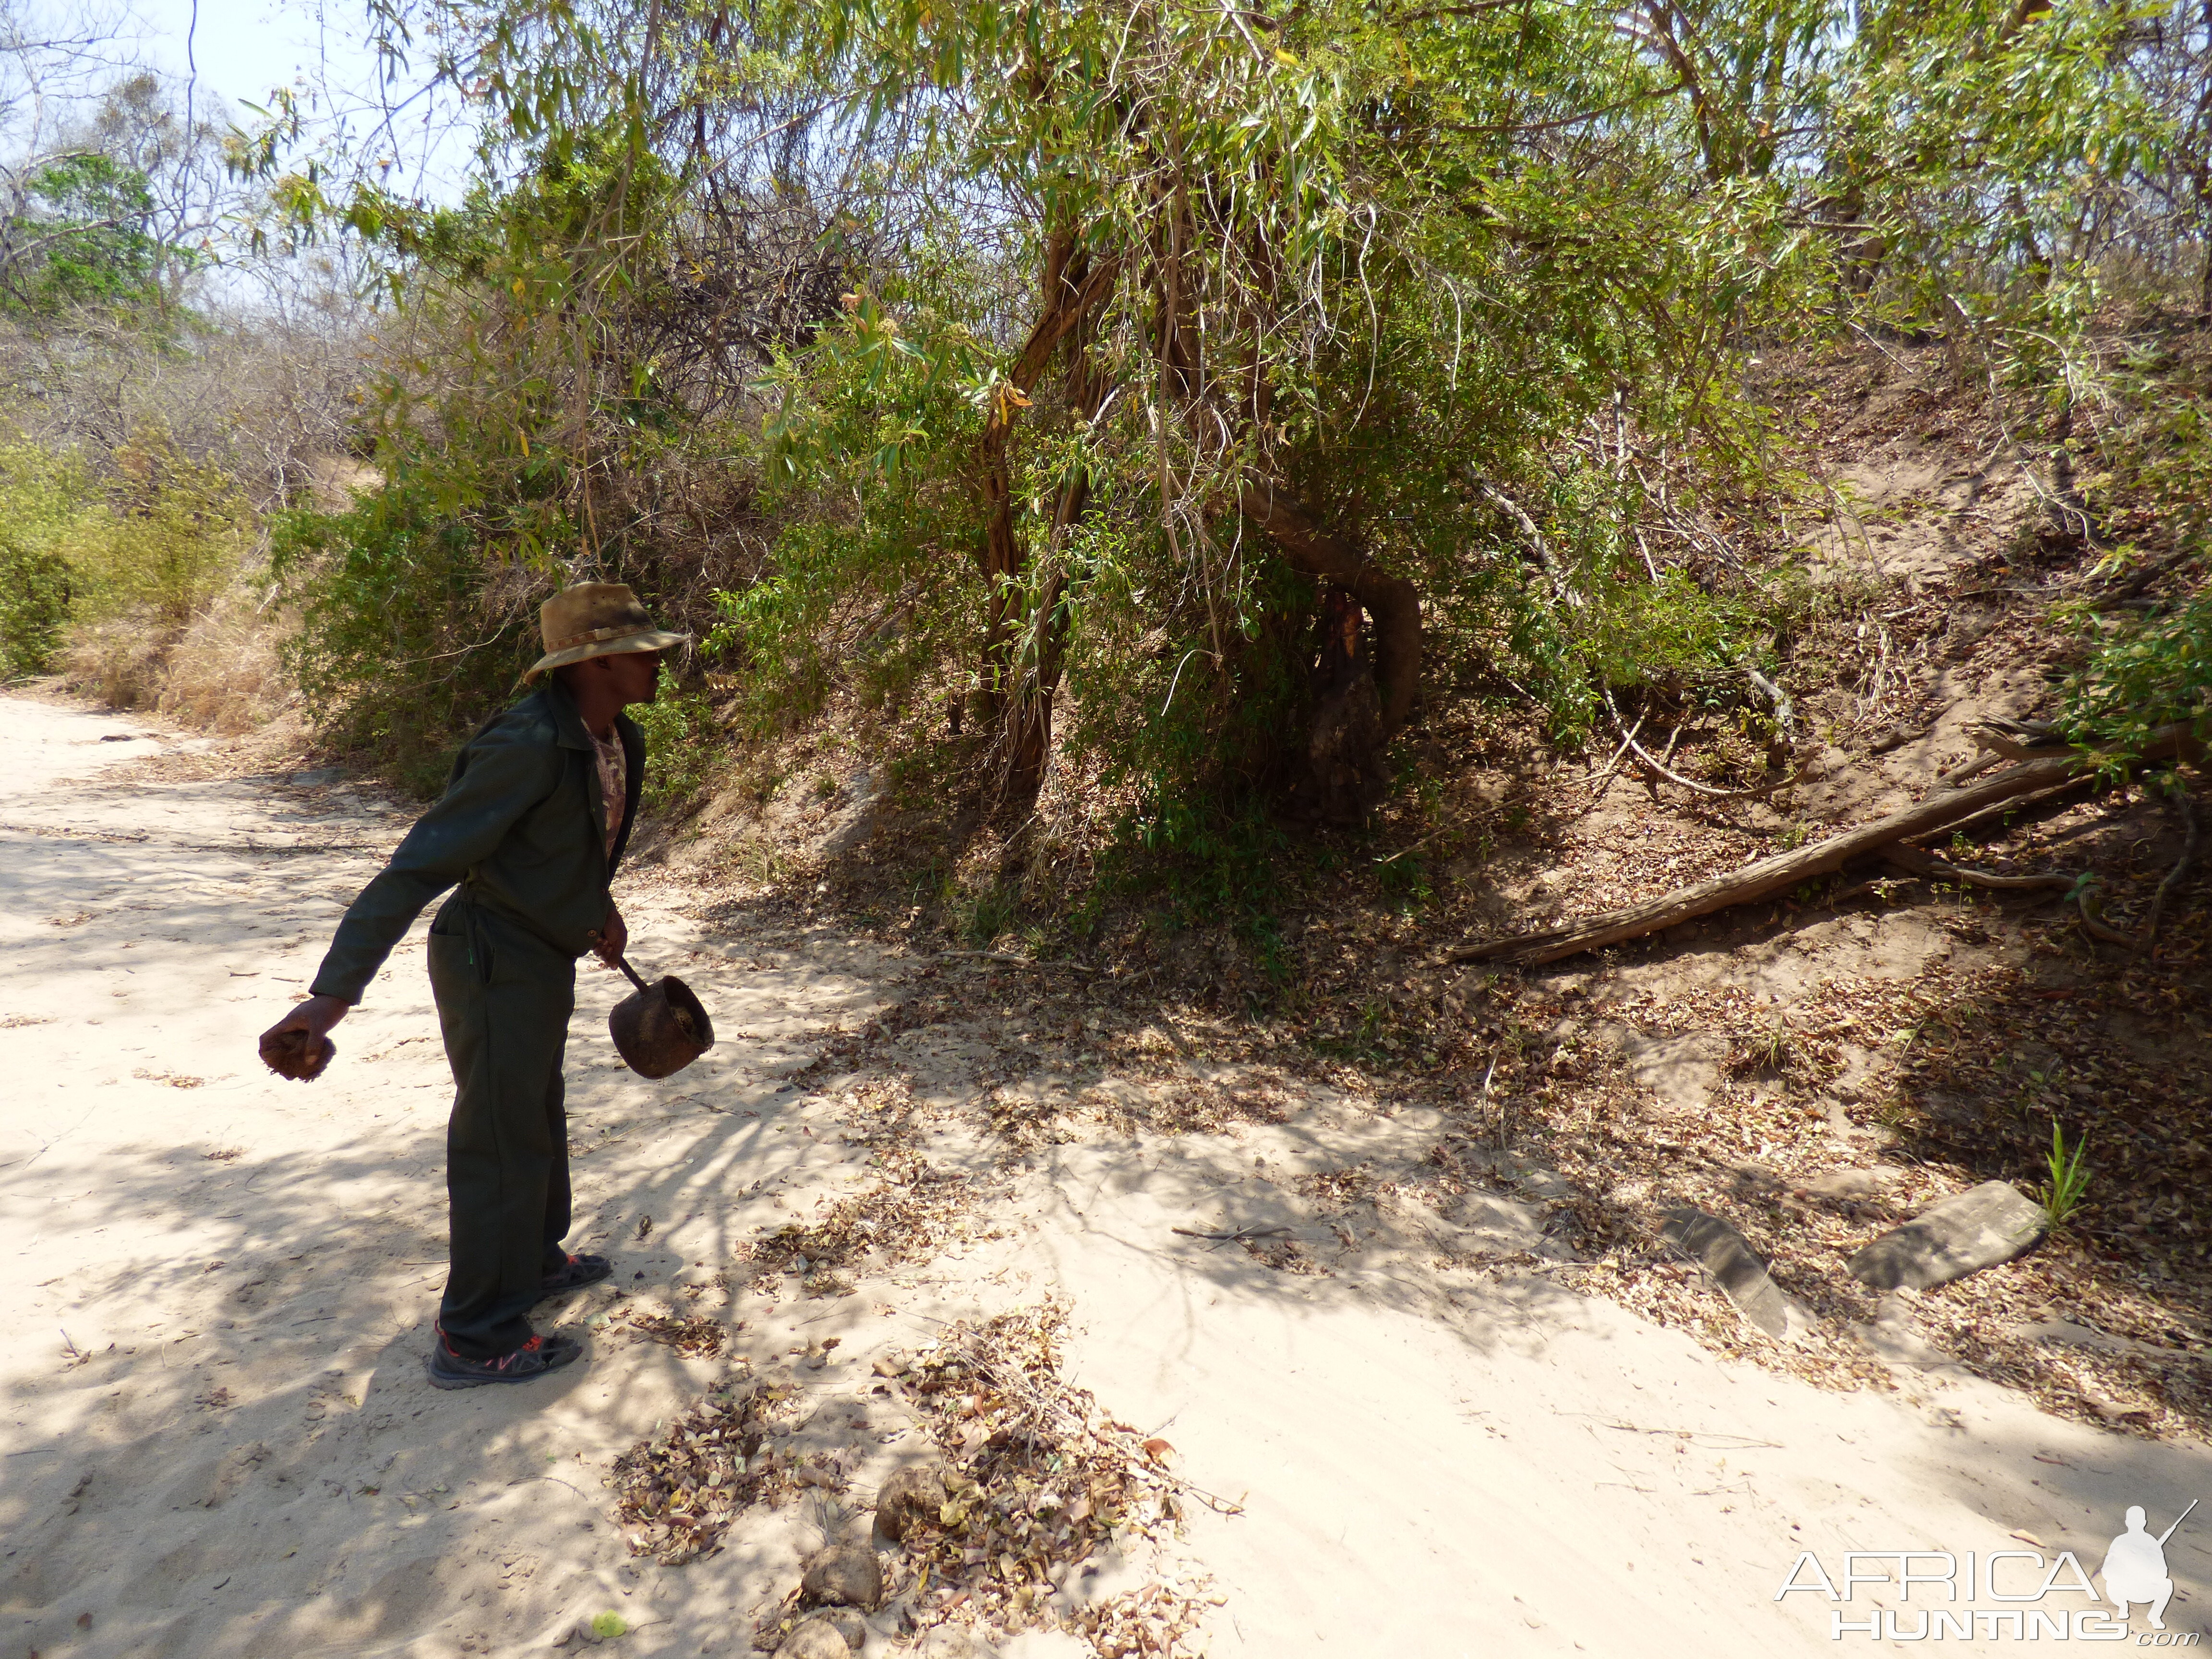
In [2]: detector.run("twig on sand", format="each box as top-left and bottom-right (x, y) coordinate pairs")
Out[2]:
(1170, 1225), (1292, 1251)
(1567, 1415), (1784, 1450)
(938, 951), (1100, 973)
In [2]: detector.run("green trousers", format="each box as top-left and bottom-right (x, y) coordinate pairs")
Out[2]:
(426, 895), (577, 1358)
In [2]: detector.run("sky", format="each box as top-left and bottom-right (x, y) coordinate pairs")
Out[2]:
(125, 0), (473, 201)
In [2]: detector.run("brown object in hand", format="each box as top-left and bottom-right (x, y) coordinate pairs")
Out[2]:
(607, 954), (714, 1079)
(259, 1026), (336, 1082)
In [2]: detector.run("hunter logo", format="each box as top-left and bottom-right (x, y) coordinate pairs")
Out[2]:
(1777, 1501), (2202, 1644)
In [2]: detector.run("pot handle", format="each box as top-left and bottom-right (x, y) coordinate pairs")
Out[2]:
(588, 931), (654, 997)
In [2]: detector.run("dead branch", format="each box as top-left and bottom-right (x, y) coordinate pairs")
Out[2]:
(1878, 842), (2077, 891)
(1467, 473), (1580, 609)
(1578, 710), (1645, 809)
(2137, 778), (2199, 959)
(1604, 691), (1811, 802)
(1443, 724), (2199, 967)
(2077, 889), (2138, 947)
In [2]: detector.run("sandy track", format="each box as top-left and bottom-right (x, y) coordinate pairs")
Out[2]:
(3, 693), (2207, 1658)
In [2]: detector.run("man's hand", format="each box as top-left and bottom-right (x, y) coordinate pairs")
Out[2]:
(591, 902), (628, 966)
(258, 994), (350, 1082)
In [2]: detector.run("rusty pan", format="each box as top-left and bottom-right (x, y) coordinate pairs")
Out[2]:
(607, 953), (714, 1079)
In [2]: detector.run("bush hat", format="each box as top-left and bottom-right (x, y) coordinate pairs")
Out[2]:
(523, 582), (690, 682)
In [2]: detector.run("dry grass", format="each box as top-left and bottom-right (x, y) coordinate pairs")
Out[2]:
(63, 578), (295, 735)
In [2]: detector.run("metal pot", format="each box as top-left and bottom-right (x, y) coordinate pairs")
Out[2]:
(607, 954), (715, 1079)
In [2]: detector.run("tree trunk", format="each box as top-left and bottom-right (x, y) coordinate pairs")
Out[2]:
(1000, 333), (1115, 803)
(1236, 480), (1421, 735)
(974, 240), (1120, 814)
(976, 240), (1120, 713)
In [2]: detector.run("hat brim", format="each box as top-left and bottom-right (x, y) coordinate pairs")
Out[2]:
(523, 628), (692, 683)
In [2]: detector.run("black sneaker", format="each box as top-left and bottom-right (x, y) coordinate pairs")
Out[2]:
(535, 1252), (613, 1305)
(426, 1328), (585, 1390)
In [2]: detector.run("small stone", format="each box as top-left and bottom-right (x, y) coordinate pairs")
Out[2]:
(1661, 1207), (1805, 1340)
(1848, 1180), (2047, 1291)
(1801, 1166), (1896, 1200)
(779, 1619), (855, 1659)
(872, 1465), (947, 1542)
(1507, 1163), (1575, 1202)
(1446, 1191), (1548, 1252)
(800, 1543), (883, 1610)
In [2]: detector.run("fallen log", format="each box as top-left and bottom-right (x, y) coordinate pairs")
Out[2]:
(1446, 724), (2199, 968)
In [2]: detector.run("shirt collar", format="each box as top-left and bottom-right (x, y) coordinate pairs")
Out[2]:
(544, 676), (596, 753)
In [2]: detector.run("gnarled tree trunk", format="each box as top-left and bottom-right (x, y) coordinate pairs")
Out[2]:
(974, 236), (1120, 805)
(1236, 479), (1421, 736)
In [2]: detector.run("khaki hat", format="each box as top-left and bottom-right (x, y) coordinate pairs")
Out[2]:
(523, 582), (691, 682)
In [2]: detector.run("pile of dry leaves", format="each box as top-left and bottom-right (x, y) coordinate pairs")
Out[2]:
(608, 1379), (806, 1564)
(885, 1303), (1221, 1656)
(729, 1150), (1003, 1295)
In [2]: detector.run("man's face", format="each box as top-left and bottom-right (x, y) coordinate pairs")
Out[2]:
(602, 649), (662, 707)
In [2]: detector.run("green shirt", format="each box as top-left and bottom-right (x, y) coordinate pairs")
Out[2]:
(310, 679), (645, 1004)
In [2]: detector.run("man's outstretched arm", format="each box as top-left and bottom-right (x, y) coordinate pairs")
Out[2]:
(306, 724), (560, 1005)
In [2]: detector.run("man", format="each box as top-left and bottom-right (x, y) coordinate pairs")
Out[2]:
(258, 583), (688, 1389)
(2100, 1504), (2180, 1630)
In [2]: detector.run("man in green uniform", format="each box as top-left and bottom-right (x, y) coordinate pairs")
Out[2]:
(257, 584), (688, 1389)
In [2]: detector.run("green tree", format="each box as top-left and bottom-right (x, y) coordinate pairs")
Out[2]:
(0, 151), (167, 312)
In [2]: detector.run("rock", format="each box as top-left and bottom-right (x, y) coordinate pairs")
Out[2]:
(779, 1619), (856, 1659)
(1848, 1180), (2046, 1291)
(2013, 1319), (2164, 1359)
(1801, 1166), (1896, 1200)
(872, 1464), (948, 1542)
(800, 1543), (883, 1610)
(1660, 1208), (1805, 1340)
(1445, 1190), (1578, 1262)
(569, 1611), (630, 1646)
(817, 1608), (867, 1648)
(1445, 1191), (1548, 1251)
(1855, 1293), (1945, 1368)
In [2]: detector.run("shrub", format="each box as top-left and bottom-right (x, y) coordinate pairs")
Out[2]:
(2060, 585), (2211, 762)
(629, 665), (721, 813)
(77, 434), (252, 624)
(271, 482), (544, 793)
(0, 443), (95, 677)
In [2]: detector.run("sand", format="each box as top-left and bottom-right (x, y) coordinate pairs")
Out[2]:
(4, 690), (2208, 1658)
